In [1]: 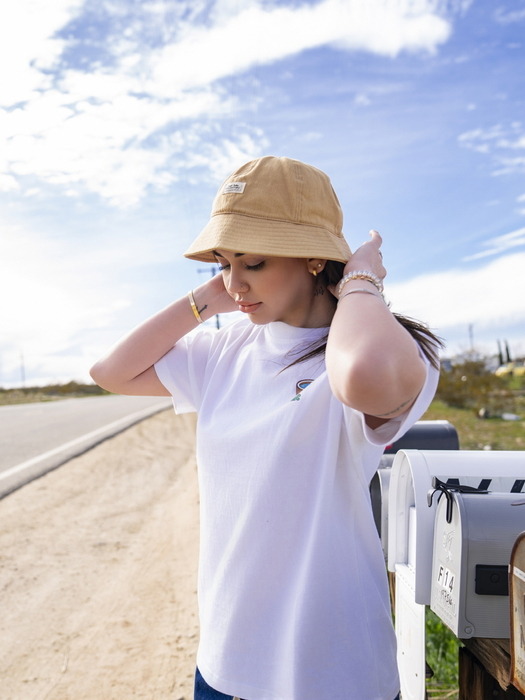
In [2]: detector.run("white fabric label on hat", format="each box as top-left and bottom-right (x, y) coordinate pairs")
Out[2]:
(222, 182), (246, 194)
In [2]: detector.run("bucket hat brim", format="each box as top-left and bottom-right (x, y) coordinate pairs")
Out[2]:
(184, 213), (352, 264)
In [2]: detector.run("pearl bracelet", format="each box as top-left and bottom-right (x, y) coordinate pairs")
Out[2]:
(188, 290), (204, 323)
(336, 270), (384, 298)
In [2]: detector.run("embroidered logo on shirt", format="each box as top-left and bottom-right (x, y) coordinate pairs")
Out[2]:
(291, 379), (313, 401)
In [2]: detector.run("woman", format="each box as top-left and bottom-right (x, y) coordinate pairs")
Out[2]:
(90, 156), (441, 700)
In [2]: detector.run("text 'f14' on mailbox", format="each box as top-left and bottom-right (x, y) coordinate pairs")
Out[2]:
(431, 489), (525, 639)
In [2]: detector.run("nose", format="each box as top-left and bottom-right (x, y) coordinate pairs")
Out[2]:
(226, 268), (248, 296)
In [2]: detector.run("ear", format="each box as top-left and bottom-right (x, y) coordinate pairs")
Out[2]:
(307, 259), (326, 276)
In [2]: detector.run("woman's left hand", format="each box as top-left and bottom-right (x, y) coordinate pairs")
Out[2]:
(326, 227), (427, 422)
(343, 229), (386, 280)
(327, 229), (386, 299)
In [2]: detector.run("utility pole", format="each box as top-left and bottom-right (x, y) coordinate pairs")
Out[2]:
(20, 350), (26, 387)
(468, 324), (474, 352)
(197, 266), (221, 329)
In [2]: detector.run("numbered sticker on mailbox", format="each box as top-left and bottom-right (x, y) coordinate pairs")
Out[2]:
(437, 565), (455, 593)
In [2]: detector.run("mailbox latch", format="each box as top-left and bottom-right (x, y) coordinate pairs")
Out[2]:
(427, 477), (489, 523)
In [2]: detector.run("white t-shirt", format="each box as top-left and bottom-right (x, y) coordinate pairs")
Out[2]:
(155, 318), (439, 700)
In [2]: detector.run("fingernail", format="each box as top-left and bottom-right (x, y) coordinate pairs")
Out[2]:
(369, 229), (379, 235)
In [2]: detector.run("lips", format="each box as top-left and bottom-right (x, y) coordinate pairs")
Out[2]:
(237, 301), (261, 313)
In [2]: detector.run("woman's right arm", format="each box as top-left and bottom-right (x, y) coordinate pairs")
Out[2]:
(89, 273), (236, 396)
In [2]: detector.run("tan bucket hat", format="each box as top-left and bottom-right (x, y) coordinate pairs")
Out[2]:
(184, 156), (352, 263)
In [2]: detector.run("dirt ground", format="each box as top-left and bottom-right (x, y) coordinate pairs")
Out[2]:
(0, 410), (200, 700)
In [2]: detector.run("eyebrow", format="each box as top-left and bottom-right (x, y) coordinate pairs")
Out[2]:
(212, 250), (245, 258)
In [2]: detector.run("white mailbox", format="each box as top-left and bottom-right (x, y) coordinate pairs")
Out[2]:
(371, 420), (459, 557)
(388, 450), (525, 605)
(430, 489), (525, 639)
(388, 450), (525, 700)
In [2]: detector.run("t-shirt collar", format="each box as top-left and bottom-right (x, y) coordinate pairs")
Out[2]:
(266, 321), (329, 343)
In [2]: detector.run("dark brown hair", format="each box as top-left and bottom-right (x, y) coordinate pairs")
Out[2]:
(287, 260), (442, 369)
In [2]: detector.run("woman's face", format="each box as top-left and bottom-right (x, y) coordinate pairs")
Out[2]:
(213, 249), (331, 327)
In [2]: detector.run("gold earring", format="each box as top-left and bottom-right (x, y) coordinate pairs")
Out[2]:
(312, 270), (318, 277)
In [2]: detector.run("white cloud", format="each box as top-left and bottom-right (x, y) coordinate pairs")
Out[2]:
(494, 6), (525, 24)
(0, 213), (183, 384)
(1, 86), (241, 206)
(0, 223), (126, 336)
(354, 93), (372, 107)
(458, 122), (525, 175)
(152, 0), (453, 96)
(182, 131), (270, 182)
(0, 0), (460, 207)
(388, 252), (525, 353)
(0, 0), (83, 104)
(0, 174), (20, 193)
(462, 227), (525, 261)
(493, 156), (525, 177)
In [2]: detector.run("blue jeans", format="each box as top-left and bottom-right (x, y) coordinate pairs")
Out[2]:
(194, 667), (242, 699)
(194, 667), (400, 700)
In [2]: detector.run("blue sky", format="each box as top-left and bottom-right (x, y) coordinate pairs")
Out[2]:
(1, 0), (524, 386)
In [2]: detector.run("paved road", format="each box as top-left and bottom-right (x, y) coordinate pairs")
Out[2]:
(0, 395), (172, 496)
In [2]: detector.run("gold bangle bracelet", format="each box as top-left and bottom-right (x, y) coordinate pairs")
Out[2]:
(188, 290), (204, 324)
(339, 288), (384, 302)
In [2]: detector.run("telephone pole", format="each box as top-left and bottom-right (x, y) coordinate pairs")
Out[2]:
(197, 266), (221, 329)
(20, 350), (26, 387)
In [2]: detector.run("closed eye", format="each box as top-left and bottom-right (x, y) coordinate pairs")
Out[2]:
(216, 261), (265, 272)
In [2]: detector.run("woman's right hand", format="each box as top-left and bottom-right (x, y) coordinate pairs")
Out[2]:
(90, 269), (237, 396)
(192, 269), (239, 318)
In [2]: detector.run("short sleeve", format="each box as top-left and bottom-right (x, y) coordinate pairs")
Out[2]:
(154, 327), (216, 413)
(361, 344), (440, 447)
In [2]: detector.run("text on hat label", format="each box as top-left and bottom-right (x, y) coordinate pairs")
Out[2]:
(223, 182), (246, 194)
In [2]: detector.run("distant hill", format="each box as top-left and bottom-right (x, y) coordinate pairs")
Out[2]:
(0, 382), (109, 405)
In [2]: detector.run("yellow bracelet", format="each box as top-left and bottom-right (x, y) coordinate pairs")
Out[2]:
(188, 290), (204, 324)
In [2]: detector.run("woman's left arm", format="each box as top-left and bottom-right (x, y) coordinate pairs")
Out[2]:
(325, 231), (427, 426)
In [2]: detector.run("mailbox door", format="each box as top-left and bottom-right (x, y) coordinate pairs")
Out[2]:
(511, 531), (525, 693)
(430, 491), (466, 637)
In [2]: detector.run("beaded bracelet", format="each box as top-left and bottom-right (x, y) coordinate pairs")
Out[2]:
(336, 270), (384, 298)
(188, 290), (204, 323)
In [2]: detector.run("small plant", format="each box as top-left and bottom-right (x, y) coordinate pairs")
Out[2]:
(426, 609), (460, 699)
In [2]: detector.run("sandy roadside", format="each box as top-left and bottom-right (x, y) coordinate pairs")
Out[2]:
(0, 410), (200, 700)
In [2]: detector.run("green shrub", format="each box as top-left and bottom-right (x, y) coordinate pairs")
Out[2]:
(426, 610), (460, 699)
(436, 357), (515, 415)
